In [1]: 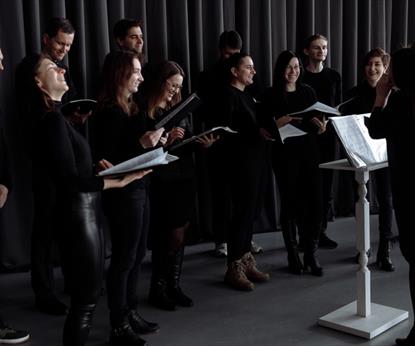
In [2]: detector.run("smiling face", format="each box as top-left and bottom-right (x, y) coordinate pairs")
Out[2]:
(117, 26), (144, 53)
(305, 38), (328, 63)
(231, 56), (256, 89)
(35, 57), (69, 100)
(284, 57), (301, 86)
(161, 73), (183, 104)
(43, 30), (74, 62)
(365, 56), (387, 86)
(124, 57), (144, 95)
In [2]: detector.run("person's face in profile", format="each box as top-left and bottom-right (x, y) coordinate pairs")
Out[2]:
(162, 73), (183, 103)
(43, 30), (75, 62)
(118, 26), (144, 54)
(231, 56), (256, 87)
(220, 46), (240, 60)
(124, 58), (144, 95)
(0, 48), (4, 72)
(284, 57), (301, 86)
(305, 38), (328, 63)
(365, 56), (387, 86)
(35, 57), (69, 99)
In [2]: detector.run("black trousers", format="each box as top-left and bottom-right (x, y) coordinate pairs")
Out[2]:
(103, 185), (149, 327)
(61, 192), (104, 305)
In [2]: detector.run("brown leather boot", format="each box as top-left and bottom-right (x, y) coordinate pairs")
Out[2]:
(242, 253), (270, 282)
(224, 259), (254, 291)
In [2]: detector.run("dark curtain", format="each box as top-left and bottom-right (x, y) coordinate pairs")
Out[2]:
(0, 0), (414, 270)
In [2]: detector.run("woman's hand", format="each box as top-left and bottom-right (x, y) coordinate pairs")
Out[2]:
(311, 116), (327, 134)
(374, 73), (393, 109)
(165, 127), (185, 146)
(275, 115), (302, 128)
(0, 184), (9, 208)
(259, 128), (274, 141)
(103, 169), (152, 190)
(139, 128), (165, 148)
(196, 133), (219, 148)
(96, 159), (113, 172)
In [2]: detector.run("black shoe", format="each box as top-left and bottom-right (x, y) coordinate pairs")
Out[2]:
(396, 337), (415, 345)
(303, 254), (324, 277)
(35, 295), (68, 315)
(318, 233), (338, 249)
(168, 287), (194, 307)
(129, 310), (160, 335)
(0, 325), (30, 344)
(149, 282), (176, 311)
(377, 257), (395, 272)
(110, 324), (147, 346)
(287, 253), (303, 275)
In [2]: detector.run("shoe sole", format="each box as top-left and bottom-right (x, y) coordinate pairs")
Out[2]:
(0, 334), (30, 344)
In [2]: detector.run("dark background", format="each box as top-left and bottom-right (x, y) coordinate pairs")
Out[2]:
(0, 0), (414, 270)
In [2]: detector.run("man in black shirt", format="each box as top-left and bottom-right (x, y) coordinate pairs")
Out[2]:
(113, 19), (144, 54)
(303, 34), (341, 250)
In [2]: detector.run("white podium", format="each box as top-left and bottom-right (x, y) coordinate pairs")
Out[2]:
(318, 159), (408, 339)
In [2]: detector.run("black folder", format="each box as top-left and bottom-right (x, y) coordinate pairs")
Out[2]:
(60, 99), (97, 116)
(154, 93), (201, 131)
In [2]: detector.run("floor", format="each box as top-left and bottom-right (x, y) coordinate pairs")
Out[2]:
(0, 215), (411, 346)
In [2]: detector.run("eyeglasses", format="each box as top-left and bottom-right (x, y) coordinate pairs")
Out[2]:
(165, 79), (183, 91)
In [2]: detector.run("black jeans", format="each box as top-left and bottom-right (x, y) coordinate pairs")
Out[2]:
(104, 185), (149, 327)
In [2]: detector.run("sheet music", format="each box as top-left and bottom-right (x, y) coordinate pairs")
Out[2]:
(278, 124), (307, 143)
(287, 101), (341, 117)
(330, 114), (387, 168)
(98, 147), (178, 177)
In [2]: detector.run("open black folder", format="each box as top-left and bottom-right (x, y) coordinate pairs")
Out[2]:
(168, 126), (237, 151)
(60, 99), (97, 116)
(154, 93), (201, 131)
(97, 148), (178, 177)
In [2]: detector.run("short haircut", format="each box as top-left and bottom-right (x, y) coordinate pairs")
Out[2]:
(304, 34), (328, 49)
(44, 17), (75, 38)
(363, 47), (390, 68)
(219, 30), (242, 50)
(113, 19), (142, 40)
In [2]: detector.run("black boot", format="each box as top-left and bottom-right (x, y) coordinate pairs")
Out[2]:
(63, 304), (95, 346)
(128, 310), (160, 334)
(303, 223), (323, 277)
(110, 324), (147, 346)
(303, 253), (323, 276)
(167, 247), (193, 307)
(148, 249), (176, 311)
(281, 221), (303, 275)
(376, 239), (395, 272)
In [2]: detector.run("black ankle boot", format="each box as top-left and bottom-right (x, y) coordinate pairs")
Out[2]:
(377, 240), (395, 272)
(167, 247), (193, 307)
(110, 324), (147, 346)
(129, 310), (160, 334)
(287, 252), (303, 275)
(63, 304), (95, 346)
(149, 278), (176, 311)
(303, 253), (323, 276)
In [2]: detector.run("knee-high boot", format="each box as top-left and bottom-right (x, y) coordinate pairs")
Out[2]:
(281, 220), (303, 275)
(148, 247), (176, 311)
(167, 246), (193, 307)
(63, 304), (95, 346)
(302, 223), (323, 277)
(376, 239), (395, 272)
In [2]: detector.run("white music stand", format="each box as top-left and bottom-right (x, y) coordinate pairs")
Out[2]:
(318, 159), (408, 339)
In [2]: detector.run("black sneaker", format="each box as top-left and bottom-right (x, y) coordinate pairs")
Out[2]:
(318, 233), (338, 249)
(110, 324), (147, 346)
(0, 325), (30, 344)
(129, 310), (160, 334)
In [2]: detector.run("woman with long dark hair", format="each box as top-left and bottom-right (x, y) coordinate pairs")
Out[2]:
(29, 53), (149, 346)
(260, 50), (325, 276)
(91, 50), (163, 346)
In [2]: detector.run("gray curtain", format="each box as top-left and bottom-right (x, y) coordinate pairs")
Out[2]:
(0, 0), (414, 270)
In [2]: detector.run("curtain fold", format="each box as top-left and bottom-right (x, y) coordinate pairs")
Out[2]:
(1, 0), (415, 269)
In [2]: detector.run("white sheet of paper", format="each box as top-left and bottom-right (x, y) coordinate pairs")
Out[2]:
(98, 147), (178, 176)
(278, 124), (307, 143)
(330, 113), (387, 168)
(287, 101), (341, 117)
